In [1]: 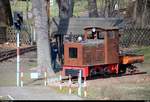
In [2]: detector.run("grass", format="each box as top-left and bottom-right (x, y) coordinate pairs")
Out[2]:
(87, 78), (150, 100)
(28, 62), (37, 68)
(11, 1), (32, 13)
(132, 46), (150, 63)
(51, 86), (87, 99)
(0, 96), (11, 100)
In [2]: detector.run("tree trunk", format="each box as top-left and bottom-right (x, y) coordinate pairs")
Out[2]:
(142, 0), (150, 26)
(135, 0), (145, 26)
(26, 0), (29, 20)
(56, 0), (74, 64)
(32, 0), (55, 76)
(0, 0), (13, 26)
(57, 0), (74, 18)
(104, 0), (117, 17)
(88, 0), (98, 17)
(133, 0), (148, 27)
(145, 0), (150, 26)
(104, 0), (110, 18)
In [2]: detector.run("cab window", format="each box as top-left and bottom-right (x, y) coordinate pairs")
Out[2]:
(97, 31), (105, 39)
(69, 48), (78, 58)
(108, 31), (115, 39)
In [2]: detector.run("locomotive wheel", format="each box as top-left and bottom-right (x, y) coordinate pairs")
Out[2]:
(118, 64), (127, 75)
(103, 67), (110, 77)
(126, 64), (138, 74)
(89, 68), (97, 77)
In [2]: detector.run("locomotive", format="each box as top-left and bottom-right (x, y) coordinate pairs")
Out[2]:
(62, 27), (144, 78)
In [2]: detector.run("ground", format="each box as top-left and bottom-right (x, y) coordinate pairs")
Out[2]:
(0, 87), (82, 100)
(0, 47), (150, 100)
(0, 51), (81, 100)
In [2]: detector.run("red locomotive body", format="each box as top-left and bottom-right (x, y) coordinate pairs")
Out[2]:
(62, 27), (144, 78)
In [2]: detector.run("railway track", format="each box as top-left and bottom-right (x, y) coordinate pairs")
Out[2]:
(0, 46), (36, 62)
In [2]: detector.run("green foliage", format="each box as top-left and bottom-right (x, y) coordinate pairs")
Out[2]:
(50, 0), (59, 17)
(11, 1), (32, 12)
(53, 86), (86, 97)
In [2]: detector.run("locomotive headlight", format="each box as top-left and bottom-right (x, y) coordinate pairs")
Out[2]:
(78, 36), (82, 42)
(92, 28), (96, 32)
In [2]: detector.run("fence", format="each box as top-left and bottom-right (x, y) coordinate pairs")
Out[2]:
(2, 23), (150, 48)
(120, 26), (150, 48)
(6, 26), (31, 45)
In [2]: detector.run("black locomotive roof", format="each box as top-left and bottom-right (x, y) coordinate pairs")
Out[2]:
(84, 26), (119, 31)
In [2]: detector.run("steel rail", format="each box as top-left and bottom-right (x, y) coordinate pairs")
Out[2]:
(0, 46), (36, 62)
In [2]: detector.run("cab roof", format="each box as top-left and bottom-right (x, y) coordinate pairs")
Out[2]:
(84, 26), (119, 31)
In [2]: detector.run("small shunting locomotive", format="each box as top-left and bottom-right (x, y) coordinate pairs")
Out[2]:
(62, 27), (144, 78)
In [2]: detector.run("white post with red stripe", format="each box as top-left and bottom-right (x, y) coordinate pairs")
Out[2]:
(83, 77), (87, 97)
(20, 71), (24, 87)
(68, 74), (72, 94)
(16, 32), (20, 87)
(44, 68), (47, 86)
(59, 71), (62, 90)
(78, 70), (82, 96)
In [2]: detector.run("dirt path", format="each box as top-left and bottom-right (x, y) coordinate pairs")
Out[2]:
(0, 51), (82, 100)
(0, 87), (82, 100)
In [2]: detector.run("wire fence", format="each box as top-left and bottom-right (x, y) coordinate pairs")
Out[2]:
(6, 26), (31, 45)
(120, 26), (150, 48)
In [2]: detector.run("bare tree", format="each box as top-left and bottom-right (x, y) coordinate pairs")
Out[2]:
(132, 0), (150, 27)
(87, 0), (98, 17)
(104, 0), (118, 17)
(145, 0), (150, 26)
(32, 0), (55, 76)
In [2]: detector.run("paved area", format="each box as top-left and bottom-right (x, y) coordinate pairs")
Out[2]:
(0, 86), (82, 100)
